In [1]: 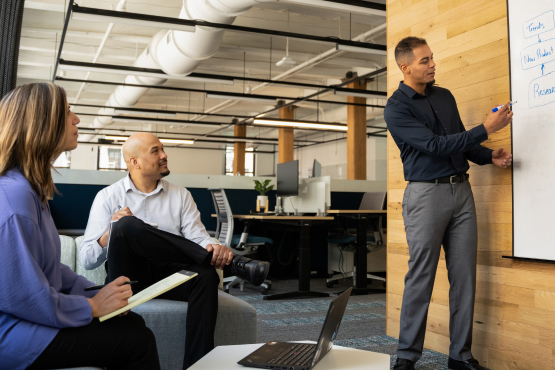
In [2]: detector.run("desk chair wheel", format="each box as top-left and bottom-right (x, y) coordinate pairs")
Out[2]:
(261, 288), (269, 295)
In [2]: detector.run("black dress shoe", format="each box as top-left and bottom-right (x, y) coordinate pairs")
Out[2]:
(393, 358), (415, 370)
(448, 357), (489, 370)
(229, 256), (270, 286)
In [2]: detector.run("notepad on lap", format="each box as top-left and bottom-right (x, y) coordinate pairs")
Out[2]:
(99, 270), (197, 322)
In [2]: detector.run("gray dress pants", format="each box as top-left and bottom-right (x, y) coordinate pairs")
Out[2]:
(397, 180), (477, 362)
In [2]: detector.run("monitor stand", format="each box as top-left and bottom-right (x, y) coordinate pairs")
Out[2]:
(274, 196), (287, 215)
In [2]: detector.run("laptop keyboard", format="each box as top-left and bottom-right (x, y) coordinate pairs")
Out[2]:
(268, 343), (316, 367)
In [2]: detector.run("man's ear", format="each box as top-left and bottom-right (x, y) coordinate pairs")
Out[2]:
(400, 63), (410, 75)
(130, 157), (140, 169)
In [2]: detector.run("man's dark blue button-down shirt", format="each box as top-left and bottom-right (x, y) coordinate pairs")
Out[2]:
(385, 82), (493, 182)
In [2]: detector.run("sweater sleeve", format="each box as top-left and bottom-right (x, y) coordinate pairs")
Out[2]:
(59, 263), (97, 298)
(0, 215), (92, 328)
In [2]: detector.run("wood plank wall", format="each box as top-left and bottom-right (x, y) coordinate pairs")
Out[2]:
(386, 0), (555, 368)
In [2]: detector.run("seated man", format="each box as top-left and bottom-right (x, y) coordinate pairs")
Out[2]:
(81, 132), (270, 368)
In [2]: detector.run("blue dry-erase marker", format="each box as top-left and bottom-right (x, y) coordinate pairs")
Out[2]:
(492, 101), (517, 112)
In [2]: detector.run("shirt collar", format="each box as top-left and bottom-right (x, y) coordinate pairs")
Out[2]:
(398, 81), (432, 99)
(124, 174), (164, 196)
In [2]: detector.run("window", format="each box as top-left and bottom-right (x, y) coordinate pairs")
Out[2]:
(97, 146), (127, 171)
(53, 151), (71, 168)
(225, 146), (254, 176)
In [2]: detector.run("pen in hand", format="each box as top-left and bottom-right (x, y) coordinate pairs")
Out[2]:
(85, 281), (138, 291)
(492, 101), (517, 112)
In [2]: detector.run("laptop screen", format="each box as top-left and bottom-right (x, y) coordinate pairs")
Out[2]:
(308, 287), (352, 368)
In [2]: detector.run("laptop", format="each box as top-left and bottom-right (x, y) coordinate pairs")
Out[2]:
(238, 287), (353, 370)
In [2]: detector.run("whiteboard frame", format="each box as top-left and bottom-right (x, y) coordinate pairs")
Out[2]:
(506, 0), (555, 264)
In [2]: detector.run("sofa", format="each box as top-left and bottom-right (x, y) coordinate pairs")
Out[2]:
(53, 235), (258, 370)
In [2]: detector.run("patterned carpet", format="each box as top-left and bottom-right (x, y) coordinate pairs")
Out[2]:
(227, 277), (450, 370)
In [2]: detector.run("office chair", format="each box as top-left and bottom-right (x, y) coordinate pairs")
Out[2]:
(326, 192), (387, 288)
(209, 188), (273, 294)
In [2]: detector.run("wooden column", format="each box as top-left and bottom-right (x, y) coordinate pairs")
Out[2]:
(278, 105), (295, 163)
(233, 124), (246, 175)
(346, 79), (367, 180)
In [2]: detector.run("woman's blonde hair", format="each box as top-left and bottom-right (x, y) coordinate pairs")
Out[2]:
(0, 83), (68, 204)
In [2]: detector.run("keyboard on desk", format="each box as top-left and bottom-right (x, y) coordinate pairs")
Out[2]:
(267, 343), (316, 368)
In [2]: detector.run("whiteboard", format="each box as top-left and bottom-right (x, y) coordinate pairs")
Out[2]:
(509, 0), (555, 260)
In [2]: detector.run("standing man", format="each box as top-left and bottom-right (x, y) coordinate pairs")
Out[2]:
(385, 37), (513, 370)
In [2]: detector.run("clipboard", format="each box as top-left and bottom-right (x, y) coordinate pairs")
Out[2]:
(99, 270), (197, 322)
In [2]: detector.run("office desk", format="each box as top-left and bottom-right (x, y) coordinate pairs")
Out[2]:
(217, 214), (334, 300)
(326, 210), (387, 296)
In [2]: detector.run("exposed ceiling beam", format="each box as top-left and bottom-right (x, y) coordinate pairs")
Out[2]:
(71, 5), (387, 54)
(71, 103), (252, 119)
(277, 0), (386, 17)
(56, 77), (386, 108)
(249, 67), (386, 120)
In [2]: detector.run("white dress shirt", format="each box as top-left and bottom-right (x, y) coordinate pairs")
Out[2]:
(80, 174), (213, 270)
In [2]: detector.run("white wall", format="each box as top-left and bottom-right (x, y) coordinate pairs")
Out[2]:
(69, 143), (97, 170)
(294, 136), (387, 180)
(65, 144), (225, 175)
(254, 145), (276, 177)
(164, 147), (224, 175)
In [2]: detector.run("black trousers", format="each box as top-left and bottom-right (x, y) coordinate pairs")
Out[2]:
(107, 216), (220, 369)
(28, 312), (160, 370)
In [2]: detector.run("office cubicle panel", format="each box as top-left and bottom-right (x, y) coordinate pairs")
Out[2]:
(283, 181), (326, 215)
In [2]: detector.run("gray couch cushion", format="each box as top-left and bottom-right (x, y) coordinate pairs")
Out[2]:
(59, 235), (76, 271)
(133, 291), (257, 370)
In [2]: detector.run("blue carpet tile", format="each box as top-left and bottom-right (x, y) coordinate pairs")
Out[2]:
(249, 300), (386, 315)
(262, 313), (386, 327)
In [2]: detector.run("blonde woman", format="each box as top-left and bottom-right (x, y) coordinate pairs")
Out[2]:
(0, 83), (160, 370)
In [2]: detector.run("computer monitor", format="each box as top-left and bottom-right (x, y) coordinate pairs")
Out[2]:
(312, 159), (322, 178)
(276, 160), (299, 196)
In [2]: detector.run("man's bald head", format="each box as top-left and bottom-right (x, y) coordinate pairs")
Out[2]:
(122, 133), (170, 180)
(122, 133), (157, 163)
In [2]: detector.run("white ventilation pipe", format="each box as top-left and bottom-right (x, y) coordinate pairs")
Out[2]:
(81, 0), (272, 141)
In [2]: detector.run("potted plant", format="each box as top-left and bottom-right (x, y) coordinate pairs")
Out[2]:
(254, 179), (274, 208)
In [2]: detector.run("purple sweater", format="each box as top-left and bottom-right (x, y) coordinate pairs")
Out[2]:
(0, 168), (95, 370)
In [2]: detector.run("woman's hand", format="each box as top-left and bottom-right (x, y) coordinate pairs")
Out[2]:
(87, 276), (133, 318)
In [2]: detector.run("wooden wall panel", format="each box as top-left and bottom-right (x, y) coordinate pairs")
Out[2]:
(386, 0), (555, 368)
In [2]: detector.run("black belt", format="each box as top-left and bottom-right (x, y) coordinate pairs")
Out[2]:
(416, 174), (469, 184)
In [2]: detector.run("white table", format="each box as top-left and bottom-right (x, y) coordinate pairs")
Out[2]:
(189, 342), (390, 370)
